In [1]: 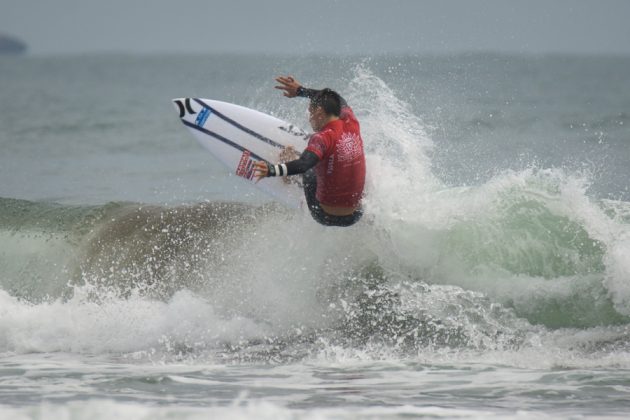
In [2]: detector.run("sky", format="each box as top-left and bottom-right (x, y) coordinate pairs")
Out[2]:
(2, 0), (630, 55)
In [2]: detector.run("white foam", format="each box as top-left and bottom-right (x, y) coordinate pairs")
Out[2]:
(0, 399), (588, 420)
(341, 68), (630, 319)
(0, 288), (266, 355)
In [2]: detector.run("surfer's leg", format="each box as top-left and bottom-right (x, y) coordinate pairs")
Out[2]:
(325, 207), (364, 227)
(302, 169), (331, 226)
(345, 207), (364, 226)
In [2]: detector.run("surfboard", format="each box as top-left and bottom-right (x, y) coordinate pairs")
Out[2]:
(172, 98), (310, 209)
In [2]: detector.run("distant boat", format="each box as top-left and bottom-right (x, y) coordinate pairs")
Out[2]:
(0, 34), (27, 55)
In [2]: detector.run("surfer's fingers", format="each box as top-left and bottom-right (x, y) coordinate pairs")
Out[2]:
(274, 87), (294, 97)
(274, 79), (297, 97)
(275, 76), (291, 85)
(253, 162), (268, 181)
(276, 76), (299, 87)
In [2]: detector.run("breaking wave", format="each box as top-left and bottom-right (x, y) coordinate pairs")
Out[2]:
(2, 67), (630, 366)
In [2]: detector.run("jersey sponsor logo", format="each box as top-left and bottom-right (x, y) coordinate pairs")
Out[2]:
(236, 150), (255, 180)
(337, 132), (362, 163)
(279, 124), (309, 140)
(195, 107), (211, 127)
(326, 155), (334, 175)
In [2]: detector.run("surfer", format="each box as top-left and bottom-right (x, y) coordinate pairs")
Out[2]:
(254, 76), (366, 227)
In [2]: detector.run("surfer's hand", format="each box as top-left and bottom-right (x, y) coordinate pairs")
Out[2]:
(253, 161), (269, 182)
(275, 76), (301, 98)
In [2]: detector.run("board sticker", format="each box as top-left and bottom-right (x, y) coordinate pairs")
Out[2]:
(235, 150), (255, 180)
(195, 107), (211, 127)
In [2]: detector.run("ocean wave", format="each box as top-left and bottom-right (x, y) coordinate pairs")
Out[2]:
(1, 177), (629, 361)
(2, 67), (630, 362)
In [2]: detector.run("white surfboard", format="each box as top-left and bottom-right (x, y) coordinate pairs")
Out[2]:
(172, 98), (310, 209)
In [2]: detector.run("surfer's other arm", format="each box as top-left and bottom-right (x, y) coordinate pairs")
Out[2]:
(275, 76), (348, 108)
(253, 150), (319, 180)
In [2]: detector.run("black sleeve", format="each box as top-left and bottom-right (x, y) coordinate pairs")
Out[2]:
(295, 86), (320, 99)
(285, 150), (319, 175)
(296, 86), (348, 108)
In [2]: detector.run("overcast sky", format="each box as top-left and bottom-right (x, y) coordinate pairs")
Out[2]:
(2, 0), (630, 55)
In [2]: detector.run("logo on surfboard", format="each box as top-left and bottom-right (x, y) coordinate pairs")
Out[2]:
(195, 107), (212, 127)
(279, 124), (309, 140)
(236, 150), (255, 180)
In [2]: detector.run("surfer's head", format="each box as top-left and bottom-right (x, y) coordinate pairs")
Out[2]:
(308, 88), (341, 131)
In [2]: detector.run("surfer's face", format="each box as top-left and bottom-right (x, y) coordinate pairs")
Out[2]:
(308, 105), (326, 131)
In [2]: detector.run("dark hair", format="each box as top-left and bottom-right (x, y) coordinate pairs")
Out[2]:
(310, 88), (342, 117)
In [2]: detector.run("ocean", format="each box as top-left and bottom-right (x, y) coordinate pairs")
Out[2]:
(1, 53), (630, 419)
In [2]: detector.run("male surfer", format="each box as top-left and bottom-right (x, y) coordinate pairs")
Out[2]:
(253, 76), (366, 227)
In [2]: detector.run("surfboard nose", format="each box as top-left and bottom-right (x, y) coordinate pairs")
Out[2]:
(172, 97), (198, 118)
(172, 98), (187, 118)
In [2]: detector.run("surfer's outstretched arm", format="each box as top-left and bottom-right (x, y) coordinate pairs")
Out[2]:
(275, 76), (348, 108)
(253, 150), (319, 180)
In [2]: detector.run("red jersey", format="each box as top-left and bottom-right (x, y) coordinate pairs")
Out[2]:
(305, 106), (366, 207)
